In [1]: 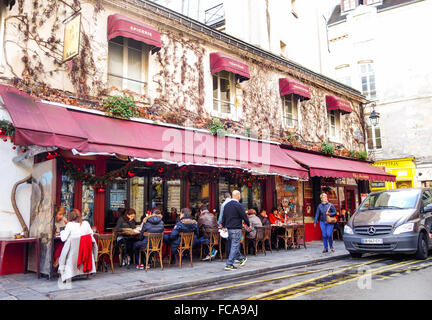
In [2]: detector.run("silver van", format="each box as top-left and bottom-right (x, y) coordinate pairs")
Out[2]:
(343, 188), (432, 259)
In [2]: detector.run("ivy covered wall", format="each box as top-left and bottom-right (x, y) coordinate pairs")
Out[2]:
(0, 0), (366, 155)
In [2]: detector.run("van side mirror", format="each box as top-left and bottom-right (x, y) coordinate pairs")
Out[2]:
(424, 204), (432, 213)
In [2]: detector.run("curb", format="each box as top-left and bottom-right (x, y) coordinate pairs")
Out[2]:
(96, 253), (351, 300)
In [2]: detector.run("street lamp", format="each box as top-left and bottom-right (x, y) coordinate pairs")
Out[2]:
(367, 102), (380, 127)
(369, 109), (380, 127)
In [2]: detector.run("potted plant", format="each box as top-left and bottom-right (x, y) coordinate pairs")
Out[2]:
(321, 141), (335, 155)
(208, 118), (226, 137)
(102, 94), (138, 120)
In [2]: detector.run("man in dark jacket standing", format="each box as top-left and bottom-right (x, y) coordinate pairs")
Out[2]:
(222, 190), (250, 271)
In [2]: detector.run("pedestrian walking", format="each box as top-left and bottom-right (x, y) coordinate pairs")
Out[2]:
(314, 193), (337, 253)
(217, 192), (233, 226)
(221, 190), (250, 271)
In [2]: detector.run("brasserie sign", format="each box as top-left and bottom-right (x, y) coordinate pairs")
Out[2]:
(62, 13), (81, 63)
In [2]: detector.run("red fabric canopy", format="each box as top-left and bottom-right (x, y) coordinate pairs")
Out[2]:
(210, 52), (250, 82)
(0, 85), (307, 179)
(107, 14), (162, 54)
(326, 95), (353, 114)
(279, 78), (311, 101)
(283, 149), (396, 182)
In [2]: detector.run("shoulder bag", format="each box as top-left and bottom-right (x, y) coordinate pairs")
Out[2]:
(325, 204), (338, 224)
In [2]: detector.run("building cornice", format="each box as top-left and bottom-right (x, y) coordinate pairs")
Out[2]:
(102, 0), (367, 103)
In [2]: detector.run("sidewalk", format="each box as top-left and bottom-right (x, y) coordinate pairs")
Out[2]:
(0, 241), (349, 300)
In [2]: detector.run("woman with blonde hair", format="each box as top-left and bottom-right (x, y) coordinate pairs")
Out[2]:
(313, 193), (337, 253)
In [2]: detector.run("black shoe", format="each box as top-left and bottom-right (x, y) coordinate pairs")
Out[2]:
(323, 249), (328, 253)
(224, 265), (238, 271)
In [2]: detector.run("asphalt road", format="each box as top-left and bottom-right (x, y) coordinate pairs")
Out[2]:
(138, 253), (432, 300)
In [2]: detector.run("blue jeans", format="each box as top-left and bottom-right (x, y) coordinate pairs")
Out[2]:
(320, 221), (334, 250)
(226, 229), (243, 266)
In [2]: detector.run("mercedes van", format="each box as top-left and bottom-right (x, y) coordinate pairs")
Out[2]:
(343, 188), (432, 259)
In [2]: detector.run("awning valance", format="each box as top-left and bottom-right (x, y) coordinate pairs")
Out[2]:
(0, 85), (308, 180)
(283, 148), (396, 182)
(210, 52), (250, 82)
(107, 14), (162, 54)
(326, 95), (353, 114)
(279, 78), (311, 101)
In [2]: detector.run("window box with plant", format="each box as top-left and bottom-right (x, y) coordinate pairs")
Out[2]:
(208, 118), (227, 137)
(321, 141), (335, 155)
(103, 94), (138, 120)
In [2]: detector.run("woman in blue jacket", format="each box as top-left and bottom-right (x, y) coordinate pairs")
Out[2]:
(314, 193), (337, 253)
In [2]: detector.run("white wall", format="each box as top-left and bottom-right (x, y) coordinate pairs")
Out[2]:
(0, 107), (33, 236)
(326, 0), (432, 165)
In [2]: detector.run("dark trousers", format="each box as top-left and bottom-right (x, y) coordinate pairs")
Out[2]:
(118, 237), (135, 259)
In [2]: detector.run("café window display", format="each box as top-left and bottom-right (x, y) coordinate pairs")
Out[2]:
(58, 159), (98, 227)
(321, 178), (359, 221)
(216, 177), (263, 213)
(189, 181), (210, 218)
(129, 176), (146, 223)
(60, 175), (75, 213)
(275, 177), (302, 220)
(81, 164), (95, 226)
(105, 179), (128, 231)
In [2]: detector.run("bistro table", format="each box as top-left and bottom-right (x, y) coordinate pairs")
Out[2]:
(0, 237), (40, 278)
(271, 223), (306, 249)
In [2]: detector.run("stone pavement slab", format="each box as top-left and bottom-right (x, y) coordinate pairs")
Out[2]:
(0, 241), (349, 300)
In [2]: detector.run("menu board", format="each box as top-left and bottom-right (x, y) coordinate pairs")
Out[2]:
(218, 177), (229, 207)
(60, 175), (75, 213)
(109, 179), (127, 210)
(167, 180), (181, 212)
(81, 164), (95, 225)
(130, 177), (145, 222)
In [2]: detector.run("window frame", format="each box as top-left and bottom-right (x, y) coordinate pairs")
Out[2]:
(282, 95), (300, 129)
(359, 62), (377, 100)
(341, 0), (358, 12)
(328, 110), (342, 142)
(335, 64), (351, 87)
(212, 70), (236, 117)
(366, 122), (382, 152)
(107, 37), (149, 95)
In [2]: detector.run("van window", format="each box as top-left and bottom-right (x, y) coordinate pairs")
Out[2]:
(422, 190), (432, 208)
(359, 190), (420, 211)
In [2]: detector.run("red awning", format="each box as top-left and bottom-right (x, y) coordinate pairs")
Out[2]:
(107, 14), (162, 54)
(283, 149), (396, 182)
(0, 85), (307, 180)
(210, 52), (250, 82)
(279, 78), (311, 101)
(326, 95), (353, 114)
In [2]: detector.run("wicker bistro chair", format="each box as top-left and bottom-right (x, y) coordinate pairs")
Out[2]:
(169, 232), (194, 268)
(96, 233), (115, 273)
(263, 225), (273, 253)
(249, 226), (266, 256)
(276, 225), (295, 250)
(138, 233), (164, 271)
(200, 228), (223, 261)
(294, 225), (307, 249)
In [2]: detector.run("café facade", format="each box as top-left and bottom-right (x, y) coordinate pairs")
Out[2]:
(0, 0), (395, 276)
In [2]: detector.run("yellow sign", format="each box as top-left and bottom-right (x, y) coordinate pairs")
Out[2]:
(371, 157), (417, 191)
(62, 14), (81, 62)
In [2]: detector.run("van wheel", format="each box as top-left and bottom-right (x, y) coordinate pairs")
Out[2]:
(415, 233), (428, 260)
(349, 252), (362, 258)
